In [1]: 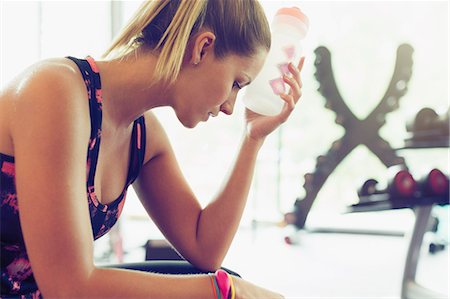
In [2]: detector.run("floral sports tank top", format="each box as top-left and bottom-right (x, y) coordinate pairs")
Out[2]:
(0, 56), (146, 298)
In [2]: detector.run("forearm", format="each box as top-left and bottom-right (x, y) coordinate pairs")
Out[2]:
(72, 267), (213, 299)
(196, 134), (265, 267)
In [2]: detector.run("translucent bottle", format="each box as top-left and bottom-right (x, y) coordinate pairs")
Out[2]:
(243, 7), (309, 116)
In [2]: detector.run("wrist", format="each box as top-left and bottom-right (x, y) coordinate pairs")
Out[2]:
(214, 269), (235, 299)
(243, 134), (265, 149)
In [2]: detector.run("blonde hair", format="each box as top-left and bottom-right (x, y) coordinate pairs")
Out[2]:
(103, 0), (271, 86)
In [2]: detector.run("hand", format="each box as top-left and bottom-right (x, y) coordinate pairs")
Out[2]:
(233, 276), (285, 299)
(244, 57), (305, 142)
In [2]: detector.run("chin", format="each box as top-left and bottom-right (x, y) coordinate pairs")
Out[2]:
(176, 113), (199, 129)
(184, 122), (198, 129)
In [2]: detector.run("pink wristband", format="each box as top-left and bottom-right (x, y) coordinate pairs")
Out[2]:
(215, 269), (231, 299)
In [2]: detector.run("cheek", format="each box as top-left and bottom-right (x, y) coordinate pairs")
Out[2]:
(212, 81), (231, 104)
(200, 66), (233, 104)
(200, 83), (228, 106)
(187, 70), (230, 108)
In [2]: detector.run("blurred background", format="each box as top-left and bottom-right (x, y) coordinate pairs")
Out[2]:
(1, 1), (448, 298)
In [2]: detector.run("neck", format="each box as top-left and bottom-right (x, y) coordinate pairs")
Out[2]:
(95, 50), (173, 129)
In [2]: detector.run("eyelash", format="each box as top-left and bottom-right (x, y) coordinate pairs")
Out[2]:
(233, 81), (242, 90)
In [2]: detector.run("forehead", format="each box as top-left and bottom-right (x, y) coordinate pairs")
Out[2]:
(222, 49), (267, 78)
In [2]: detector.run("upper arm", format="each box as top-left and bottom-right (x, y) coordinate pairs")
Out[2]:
(133, 112), (205, 267)
(11, 63), (95, 297)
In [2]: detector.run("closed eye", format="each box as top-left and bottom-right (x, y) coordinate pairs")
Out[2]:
(232, 81), (242, 90)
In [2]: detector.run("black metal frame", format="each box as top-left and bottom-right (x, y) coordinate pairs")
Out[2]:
(289, 44), (414, 229)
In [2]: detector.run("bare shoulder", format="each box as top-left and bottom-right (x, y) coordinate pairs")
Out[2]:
(3, 58), (91, 147)
(141, 110), (173, 164)
(5, 57), (86, 107)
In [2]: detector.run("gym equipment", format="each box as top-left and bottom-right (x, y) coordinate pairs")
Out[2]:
(404, 107), (449, 148)
(402, 206), (447, 299)
(285, 44), (414, 229)
(351, 168), (449, 212)
(358, 179), (379, 200)
(281, 43), (447, 298)
(398, 128), (449, 299)
(351, 168), (448, 298)
(426, 215), (447, 254)
(419, 168), (449, 199)
(145, 239), (184, 261)
(357, 167), (419, 209)
(103, 261), (241, 277)
(428, 242), (446, 254)
(347, 168), (448, 299)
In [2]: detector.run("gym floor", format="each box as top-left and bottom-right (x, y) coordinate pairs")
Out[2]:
(225, 226), (448, 298)
(96, 209), (449, 299)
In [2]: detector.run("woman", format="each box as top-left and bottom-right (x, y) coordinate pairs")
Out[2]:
(0, 0), (304, 298)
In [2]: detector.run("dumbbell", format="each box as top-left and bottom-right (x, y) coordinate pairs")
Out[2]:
(407, 107), (450, 136)
(358, 167), (418, 205)
(357, 179), (380, 202)
(419, 169), (449, 204)
(408, 107), (437, 132)
(429, 242), (446, 254)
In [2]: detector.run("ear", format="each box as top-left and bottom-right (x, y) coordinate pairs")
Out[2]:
(190, 31), (216, 65)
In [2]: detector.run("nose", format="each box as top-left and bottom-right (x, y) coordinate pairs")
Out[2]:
(220, 93), (237, 115)
(220, 102), (233, 115)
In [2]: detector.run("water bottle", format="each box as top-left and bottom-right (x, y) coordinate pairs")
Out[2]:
(243, 7), (309, 116)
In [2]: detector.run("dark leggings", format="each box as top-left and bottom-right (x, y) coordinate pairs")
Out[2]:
(103, 260), (241, 277)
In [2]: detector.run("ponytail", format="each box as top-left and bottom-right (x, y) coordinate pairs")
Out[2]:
(103, 0), (206, 86)
(103, 0), (270, 87)
(153, 1), (207, 85)
(102, 1), (169, 59)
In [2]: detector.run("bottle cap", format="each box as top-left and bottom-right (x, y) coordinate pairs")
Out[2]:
(276, 7), (309, 24)
(273, 7), (309, 38)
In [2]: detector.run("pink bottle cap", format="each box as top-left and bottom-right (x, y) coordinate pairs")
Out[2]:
(273, 7), (309, 38)
(276, 7), (309, 26)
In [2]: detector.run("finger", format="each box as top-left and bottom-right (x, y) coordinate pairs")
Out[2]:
(288, 62), (301, 88)
(283, 75), (301, 102)
(288, 57), (305, 78)
(288, 58), (304, 91)
(283, 76), (302, 103)
(297, 56), (306, 72)
(281, 93), (295, 110)
(277, 93), (296, 123)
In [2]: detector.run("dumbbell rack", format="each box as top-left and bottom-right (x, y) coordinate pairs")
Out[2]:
(286, 44), (449, 298)
(348, 194), (448, 299)
(399, 110), (449, 298)
(345, 111), (449, 298)
(395, 142), (448, 299)
(401, 205), (447, 299)
(287, 44), (413, 229)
